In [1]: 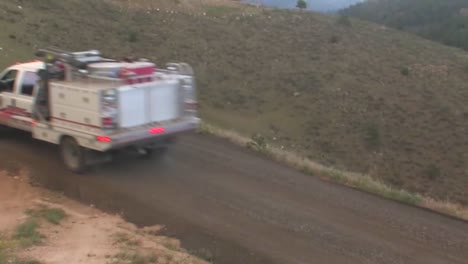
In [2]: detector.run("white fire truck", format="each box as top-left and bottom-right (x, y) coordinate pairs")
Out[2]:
(0, 48), (200, 173)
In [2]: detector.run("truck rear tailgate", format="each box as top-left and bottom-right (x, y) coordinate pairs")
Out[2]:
(106, 116), (200, 149)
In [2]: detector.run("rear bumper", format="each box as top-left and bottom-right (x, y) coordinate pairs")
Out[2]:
(102, 117), (200, 151)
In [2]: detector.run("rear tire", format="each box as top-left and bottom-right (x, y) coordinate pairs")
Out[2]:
(60, 136), (86, 174)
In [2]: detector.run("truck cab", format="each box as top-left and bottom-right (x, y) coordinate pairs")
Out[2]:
(0, 61), (43, 131)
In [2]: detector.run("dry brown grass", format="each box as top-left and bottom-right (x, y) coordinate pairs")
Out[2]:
(199, 122), (468, 221)
(421, 198), (468, 220)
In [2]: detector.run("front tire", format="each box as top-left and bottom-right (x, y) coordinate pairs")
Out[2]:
(60, 136), (86, 174)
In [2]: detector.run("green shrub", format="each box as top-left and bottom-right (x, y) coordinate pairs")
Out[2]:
(14, 220), (43, 247)
(26, 207), (66, 225)
(127, 31), (138, 43)
(426, 164), (441, 180)
(400, 67), (410, 76)
(364, 123), (381, 149)
(248, 134), (268, 151)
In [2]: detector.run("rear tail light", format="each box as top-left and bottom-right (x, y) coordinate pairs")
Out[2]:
(149, 127), (165, 134)
(101, 89), (118, 129)
(96, 136), (111, 143)
(101, 115), (117, 129)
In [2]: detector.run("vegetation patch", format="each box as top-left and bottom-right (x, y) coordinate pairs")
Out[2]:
(400, 66), (410, 76)
(112, 232), (141, 248)
(0, 221), (42, 264)
(204, 5), (238, 17)
(363, 123), (381, 149)
(2, 206), (65, 254)
(109, 251), (158, 264)
(127, 31), (138, 43)
(111, 232), (166, 264)
(426, 164), (441, 180)
(26, 207), (66, 225)
(14, 220), (43, 248)
(342, 0), (468, 51)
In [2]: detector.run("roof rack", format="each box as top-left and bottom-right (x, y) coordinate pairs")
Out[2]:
(35, 47), (100, 59)
(35, 47), (114, 70)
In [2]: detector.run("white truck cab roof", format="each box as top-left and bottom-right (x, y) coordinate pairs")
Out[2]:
(7, 61), (44, 72)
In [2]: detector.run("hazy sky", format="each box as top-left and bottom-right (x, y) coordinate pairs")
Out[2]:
(242, 0), (364, 12)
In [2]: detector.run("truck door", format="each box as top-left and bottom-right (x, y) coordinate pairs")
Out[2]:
(0, 69), (36, 131)
(1, 69), (36, 117)
(0, 69), (18, 109)
(14, 70), (38, 115)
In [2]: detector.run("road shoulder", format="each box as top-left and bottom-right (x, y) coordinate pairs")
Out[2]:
(0, 169), (208, 264)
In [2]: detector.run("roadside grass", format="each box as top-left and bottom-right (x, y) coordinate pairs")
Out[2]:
(110, 251), (158, 264)
(0, 223), (42, 264)
(190, 248), (214, 263)
(198, 122), (468, 221)
(159, 238), (180, 252)
(7, 206), (66, 250)
(112, 232), (141, 248)
(26, 207), (66, 225)
(0, 254), (41, 264)
(111, 231), (196, 264)
(111, 232), (160, 264)
(0, 234), (8, 264)
(14, 220), (43, 248)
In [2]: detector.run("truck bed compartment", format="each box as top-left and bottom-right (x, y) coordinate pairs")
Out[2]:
(49, 77), (184, 130)
(118, 79), (181, 128)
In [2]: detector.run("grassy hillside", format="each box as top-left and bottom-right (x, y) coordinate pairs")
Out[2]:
(0, 0), (467, 205)
(342, 0), (468, 51)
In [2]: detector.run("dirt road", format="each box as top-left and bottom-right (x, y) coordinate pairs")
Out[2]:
(1, 130), (467, 264)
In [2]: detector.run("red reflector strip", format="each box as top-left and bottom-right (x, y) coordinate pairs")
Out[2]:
(149, 127), (165, 134)
(96, 136), (112, 143)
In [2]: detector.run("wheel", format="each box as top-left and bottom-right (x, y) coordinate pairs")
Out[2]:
(60, 136), (86, 173)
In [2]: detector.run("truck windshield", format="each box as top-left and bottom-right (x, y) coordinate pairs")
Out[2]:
(0, 70), (18, 92)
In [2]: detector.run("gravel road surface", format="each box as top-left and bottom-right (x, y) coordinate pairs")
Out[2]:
(1, 130), (467, 264)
